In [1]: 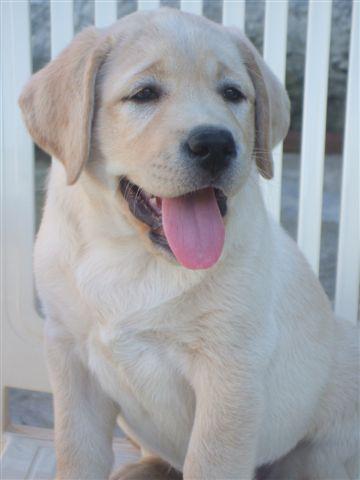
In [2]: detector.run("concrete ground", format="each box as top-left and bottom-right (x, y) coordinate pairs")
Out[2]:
(9, 152), (343, 429)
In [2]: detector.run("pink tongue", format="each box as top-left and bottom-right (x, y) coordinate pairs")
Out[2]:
(162, 187), (225, 270)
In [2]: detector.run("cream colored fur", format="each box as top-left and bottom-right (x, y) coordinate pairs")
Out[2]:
(19, 8), (358, 480)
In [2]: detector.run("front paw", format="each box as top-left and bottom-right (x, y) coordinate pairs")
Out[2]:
(111, 457), (182, 480)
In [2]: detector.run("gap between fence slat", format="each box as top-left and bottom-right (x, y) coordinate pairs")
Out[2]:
(260, 0), (288, 222)
(95, 0), (117, 28)
(335, 0), (359, 324)
(297, 0), (332, 274)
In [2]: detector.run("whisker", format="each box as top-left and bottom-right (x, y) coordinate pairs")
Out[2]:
(124, 181), (131, 204)
(134, 186), (143, 218)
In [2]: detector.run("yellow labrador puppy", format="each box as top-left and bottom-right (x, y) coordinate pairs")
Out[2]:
(19, 8), (358, 480)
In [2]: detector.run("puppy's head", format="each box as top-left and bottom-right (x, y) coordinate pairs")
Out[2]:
(19, 8), (289, 270)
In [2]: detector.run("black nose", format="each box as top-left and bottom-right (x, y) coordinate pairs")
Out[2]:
(186, 126), (236, 176)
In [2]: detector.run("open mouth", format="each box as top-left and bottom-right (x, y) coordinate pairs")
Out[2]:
(119, 177), (227, 270)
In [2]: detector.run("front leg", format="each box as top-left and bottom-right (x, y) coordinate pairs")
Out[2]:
(183, 354), (262, 480)
(45, 322), (118, 479)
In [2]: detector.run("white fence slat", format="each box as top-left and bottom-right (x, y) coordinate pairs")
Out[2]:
(297, 0), (332, 274)
(137, 0), (160, 11)
(180, 1), (202, 15)
(2, 0), (50, 393)
(3, 1), (34, 334)
(260, 0), (288, 221)
(50, 0), (74, 59)
(95, 0), (117, 28)
(335, 0), (359, 324)
(222, 0), (245, 30)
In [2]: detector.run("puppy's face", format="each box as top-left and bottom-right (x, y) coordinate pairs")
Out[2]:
(19, 9), (290, 270)
(97, 15), (255, 199)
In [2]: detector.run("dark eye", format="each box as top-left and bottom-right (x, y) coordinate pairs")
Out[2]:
(130, 87), (160, 103)
(222, 86), (245, 103)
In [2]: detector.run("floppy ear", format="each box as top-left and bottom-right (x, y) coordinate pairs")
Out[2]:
(19, 27), (113, 185)
(228, 28), (290, 179)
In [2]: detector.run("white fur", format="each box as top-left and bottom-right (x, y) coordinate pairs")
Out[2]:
(35, 161), (359, 480)
(23, 9), (358, 480)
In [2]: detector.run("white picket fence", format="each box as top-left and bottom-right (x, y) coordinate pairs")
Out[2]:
(2, 0), (359, 402)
